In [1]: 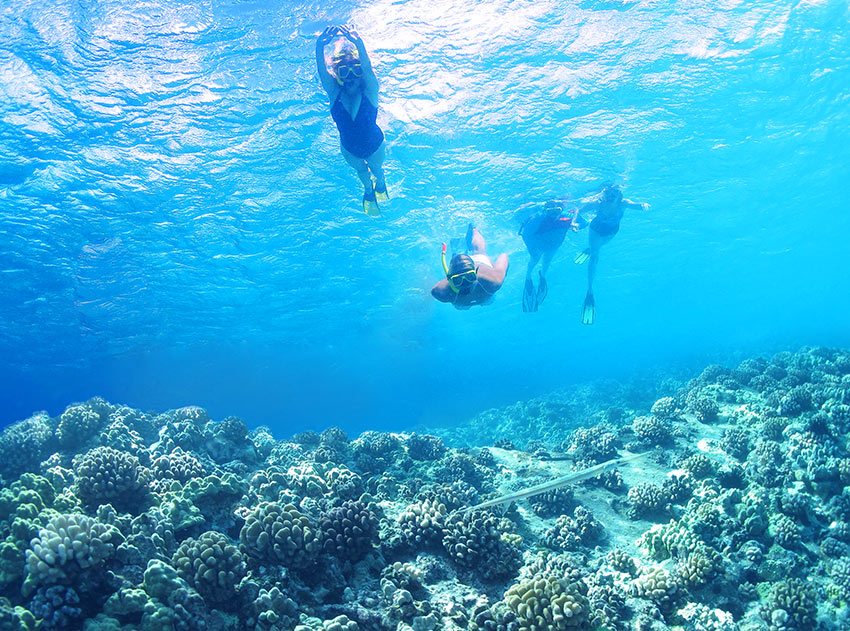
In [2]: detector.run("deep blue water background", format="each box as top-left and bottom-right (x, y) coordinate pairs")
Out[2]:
(2, 0), (849, 437)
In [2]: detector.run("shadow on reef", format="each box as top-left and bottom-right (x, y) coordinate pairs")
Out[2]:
(1, 346), (850, 630)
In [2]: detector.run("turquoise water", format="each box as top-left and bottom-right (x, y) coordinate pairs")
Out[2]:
(2, 0), (849, 434)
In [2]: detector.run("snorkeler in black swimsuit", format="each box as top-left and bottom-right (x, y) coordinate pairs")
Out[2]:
(573, 184), (649, 324)
(518, 199), (581, 312)
(331, 92), (384, 160)
(316, 25), (388, 216)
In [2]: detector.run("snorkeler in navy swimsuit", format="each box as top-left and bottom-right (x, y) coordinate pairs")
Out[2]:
(316, 25), (388, 216)
(331, 93), (384, 160)
(573, 184), (649, 324)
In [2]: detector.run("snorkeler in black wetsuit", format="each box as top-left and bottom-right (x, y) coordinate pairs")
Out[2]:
(316, 25), (388, 216)
(518, 198), (583, 312)
(573, 184), (649, 324)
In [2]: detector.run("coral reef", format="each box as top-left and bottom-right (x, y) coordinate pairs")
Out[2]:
(239, 501), (320, 567)
(0, 346), (849, 630)
(173, 530), (246, 607)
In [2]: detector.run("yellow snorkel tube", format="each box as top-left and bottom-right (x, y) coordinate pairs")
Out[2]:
(441, 243), (458, 293)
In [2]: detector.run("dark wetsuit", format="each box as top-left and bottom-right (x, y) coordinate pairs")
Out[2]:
(590, 214), (621, 237)
(331, 93), (384, 159)
(521, 213), (572, 253)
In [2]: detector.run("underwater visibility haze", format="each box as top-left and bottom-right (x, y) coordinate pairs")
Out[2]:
(2, 0), (850, 432)
(4, 2), (850, 630)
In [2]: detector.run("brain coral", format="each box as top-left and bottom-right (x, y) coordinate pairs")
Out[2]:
(239, 502), (319, 567)
(74, 446), (150, 512)
(173, 530), (246, 606)
(23, 513), (123, 596)
(318, 499), (380, 562)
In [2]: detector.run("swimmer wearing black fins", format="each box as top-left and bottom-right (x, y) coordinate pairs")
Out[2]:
(574, 184), (649, 324)
(431, 224), (509, 309)
(315, 25), (388, 216)
(518, 198), (584, 312)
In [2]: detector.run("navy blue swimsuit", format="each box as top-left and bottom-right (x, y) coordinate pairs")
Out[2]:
(331, 93), (384, 159)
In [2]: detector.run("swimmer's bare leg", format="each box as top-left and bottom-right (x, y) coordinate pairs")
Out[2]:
(468, 225), (486, 255)
(341, 145), (373, 195)
(587, 230), (614, 293)
(365, 143), (386, 191)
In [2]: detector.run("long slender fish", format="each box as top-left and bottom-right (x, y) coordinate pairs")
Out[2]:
(458, 452), (648, 513)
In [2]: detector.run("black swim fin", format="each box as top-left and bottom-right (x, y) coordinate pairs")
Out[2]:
(574, 249), (590, 265)
(536, 272), (548, 306)
(581, 292), (595, 325)
(522, 277), (537, 312)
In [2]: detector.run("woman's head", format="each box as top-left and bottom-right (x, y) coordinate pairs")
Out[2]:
(602, 184), (623, 203)
(447, 254), (477, 294)
(331, 47), (362, 86)
(543, 200), (565, 216)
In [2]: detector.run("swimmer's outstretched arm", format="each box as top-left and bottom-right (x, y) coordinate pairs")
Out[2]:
(623, 197), (650, 211)
(338, 26), (379, 95)
(315, 27), (338, 96)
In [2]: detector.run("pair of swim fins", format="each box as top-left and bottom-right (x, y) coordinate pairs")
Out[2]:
(522, 272), (548, 312)
(363, 182), (389, 216)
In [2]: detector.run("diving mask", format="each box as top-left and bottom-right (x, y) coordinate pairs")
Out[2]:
(337, 63), (363, 80)
(441, 243), (478, 294)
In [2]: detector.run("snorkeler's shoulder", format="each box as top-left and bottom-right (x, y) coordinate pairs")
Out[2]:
(431, 282), (454, 302)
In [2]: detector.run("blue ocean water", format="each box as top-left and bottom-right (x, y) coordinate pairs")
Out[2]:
(1, 0), (849, 435)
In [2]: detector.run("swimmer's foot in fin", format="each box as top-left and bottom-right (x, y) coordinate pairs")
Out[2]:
(363, 191), (380, 216)
(536, 272), (548, 306)
(574, 248), (590, 265)
(522, 277), (537, 312)
(374, 181), (389, 203)
(581, 291), (595, 325)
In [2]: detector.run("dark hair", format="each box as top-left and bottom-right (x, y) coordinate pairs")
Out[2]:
(448, 254), (475, 276)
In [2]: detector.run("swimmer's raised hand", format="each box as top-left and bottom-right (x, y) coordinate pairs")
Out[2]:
(317, 26), (337, 45)
(337, 25), (362, 44)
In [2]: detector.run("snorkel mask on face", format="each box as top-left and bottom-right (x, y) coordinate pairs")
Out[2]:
(337, 62), (362, 81)
(441, 243), (477, 294)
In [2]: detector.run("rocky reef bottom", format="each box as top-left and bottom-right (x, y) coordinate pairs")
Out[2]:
(2, 345), (850, 631)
